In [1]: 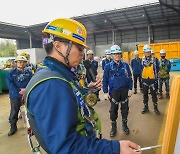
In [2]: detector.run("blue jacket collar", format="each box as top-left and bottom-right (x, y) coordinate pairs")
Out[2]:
(43, 56), (75, 80)
(112, 60), (123, 67)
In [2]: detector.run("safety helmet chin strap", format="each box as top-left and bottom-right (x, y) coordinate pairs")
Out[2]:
(54, 41), (73, 67)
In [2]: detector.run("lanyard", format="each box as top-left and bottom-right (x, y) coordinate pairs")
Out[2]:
(44, 58), (98, 131)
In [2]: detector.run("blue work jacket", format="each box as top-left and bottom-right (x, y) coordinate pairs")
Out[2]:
(103, 60), (133, 94)
(6, 68), (32, 99)
(85, 59), (98, 83)
(102, 58), (113, 70)
(27, 57), (120, 154)
(131, 58), (142, 75)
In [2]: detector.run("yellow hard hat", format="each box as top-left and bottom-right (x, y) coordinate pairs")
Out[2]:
(20, 52), (30, 60)
(42, 18), (89, 49)
(15, 56), (27, 62)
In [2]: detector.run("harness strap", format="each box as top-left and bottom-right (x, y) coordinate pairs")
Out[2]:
(109, 61), (129, 89)
(142, 82), (155, 90)
(142, 56), (158, 78)
(111, 97), (128, 105)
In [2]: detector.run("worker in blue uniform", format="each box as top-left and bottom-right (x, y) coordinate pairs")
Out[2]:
(103, 45), (133, 137)
(131, 50), (143, 94)
(141, 45), (160, 115)
(25, 18), (141, 154)
(20, 52), (38, 74)
(85, 50), (101, 101)
(102, 49), (113, 70)
(6, 56), (32, 136)
(85, 50), (98, 83)
(158, 49), (171, 99)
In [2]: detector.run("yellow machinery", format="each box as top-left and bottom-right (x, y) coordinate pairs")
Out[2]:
(138, 41), (180, 71)
(122, 41), (180, 70)
(3, 59), (15, 69)
(138, 41), (180, 59)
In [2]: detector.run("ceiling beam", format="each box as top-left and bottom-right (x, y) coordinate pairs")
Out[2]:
(159, 0), (180, 13)
(101, 13), (117, 29)
(142, 7), (151, 25)
(121, 10), (136, 30)
(86, 17), (102, 30)
(87, 20), (180, 34)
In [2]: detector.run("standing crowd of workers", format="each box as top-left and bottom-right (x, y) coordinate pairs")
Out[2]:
(5, 18), (171, 154)
(101, 44), (171, 138)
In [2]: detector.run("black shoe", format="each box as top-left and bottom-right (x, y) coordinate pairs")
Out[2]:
(110, 121), (117, 137)
(134, 89), (137, 94)
(154, 106), (160, 115)
(8, 124), (17, 136)
(122, 120), (130, 135)
(166, 93), (170, 99)
(141, 106), (149, 114)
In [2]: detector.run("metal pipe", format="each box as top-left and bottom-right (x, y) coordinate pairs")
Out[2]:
(148, 25), (151, 44)
(112, 27), (115, 45)
(26, 29), (32, 48)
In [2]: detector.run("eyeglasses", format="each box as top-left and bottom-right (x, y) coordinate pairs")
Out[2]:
(112, 53), (121, 56)
(73, 42), (85, 52)
(16, 61), (26, 63)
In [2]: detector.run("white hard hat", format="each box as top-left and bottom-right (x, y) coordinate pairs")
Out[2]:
(105, 49), (111, 55)
(134, 50), (139, 55)
(143, 44), (151, 52)
(160, 49), (166, 54)
(15, 56), (27, 62)
(87, 50), (94, 55)
(151, 50), (155, 54)
(110, 45), (122, 54)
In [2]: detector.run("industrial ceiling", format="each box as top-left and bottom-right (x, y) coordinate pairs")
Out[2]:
(0, 1), (179, 41)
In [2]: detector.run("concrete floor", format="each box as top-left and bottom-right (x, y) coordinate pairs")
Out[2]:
(0, 69), (177, 154)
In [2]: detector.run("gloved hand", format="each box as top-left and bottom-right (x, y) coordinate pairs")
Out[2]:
(128, 90), (132, 97)
(104, 93), (110, 100)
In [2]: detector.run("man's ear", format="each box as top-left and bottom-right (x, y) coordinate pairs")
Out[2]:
(53, 41), (61, 50)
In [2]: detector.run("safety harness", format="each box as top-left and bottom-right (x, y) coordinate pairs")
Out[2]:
(142, 56), (158, 79)
(25, 67), (101, 153)
(159, 59), (170, 79)
(109, 61), (129, 90)
(109, 61), (129, 104)
(141, 56), (158, 90)
(111, 97), (128, 105)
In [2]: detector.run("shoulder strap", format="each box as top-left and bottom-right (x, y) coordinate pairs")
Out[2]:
(25, 68), (71, 112)
(121, 62), (129, 77)
(110, 61), (113, 70)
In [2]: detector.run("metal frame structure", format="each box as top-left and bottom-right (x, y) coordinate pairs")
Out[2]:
(0, 1), (179, 49)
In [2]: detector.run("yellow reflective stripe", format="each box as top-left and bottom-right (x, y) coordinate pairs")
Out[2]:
(25, 75), (86, 135)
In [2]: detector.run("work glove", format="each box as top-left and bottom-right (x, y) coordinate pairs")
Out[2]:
(104, 93), (110, 100)
(128, 90), (132, 97)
